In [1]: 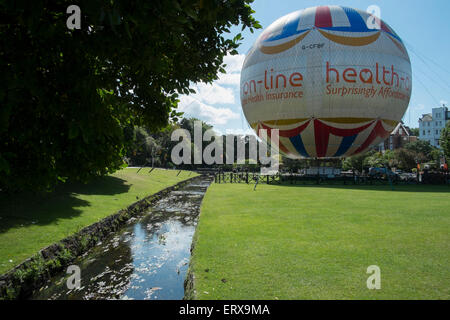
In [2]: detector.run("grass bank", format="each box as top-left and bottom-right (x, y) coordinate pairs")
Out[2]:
(0, 168), (197, 274)
(190, 183), (450, 299)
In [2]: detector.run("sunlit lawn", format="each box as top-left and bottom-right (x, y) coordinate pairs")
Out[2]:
(0, 168), (197, 274)
(191, 183), (450, 299)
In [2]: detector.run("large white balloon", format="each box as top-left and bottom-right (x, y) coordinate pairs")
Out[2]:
(240, 5), (412, 158)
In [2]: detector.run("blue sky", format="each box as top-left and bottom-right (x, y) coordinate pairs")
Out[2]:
(178, 0), (450, 134)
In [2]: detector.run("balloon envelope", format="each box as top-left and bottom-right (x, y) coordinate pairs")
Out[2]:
(240, 5), (411, 158)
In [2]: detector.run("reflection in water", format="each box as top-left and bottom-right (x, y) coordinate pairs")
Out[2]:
(32, 176), (212, 300)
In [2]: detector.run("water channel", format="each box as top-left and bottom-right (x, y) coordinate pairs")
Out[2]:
(32, 176), (212, 300)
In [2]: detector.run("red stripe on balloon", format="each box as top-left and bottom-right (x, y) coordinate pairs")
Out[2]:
(380, 21), (391, 34)
(262, 126), (290, 155)
(275, 138), (290, 155)
(325, 120), (374, 136)
(351, 120), (390, 155)
(260, 120), (311, 138)
(314, 119), (376, 157)
(315, 6), (333, 28)
(314, 120), (329, 157)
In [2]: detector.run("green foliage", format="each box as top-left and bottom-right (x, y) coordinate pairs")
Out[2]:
(363, 150), (399, 169)
(440, 122), (450, 161)
(409, 127), (420, 136)
(12, 254), (46, 285)
(125, 117), (225, 168)
(126, 127), (163, 166)
(363, 151), (385, 168)
(404, 140), (433, 158)
(0, 0), (259, 191)
(342, 152), (366, 172)
(341, 140), (442, 173)
(394, 148), (417, 170)
(429, 148), (443, 167)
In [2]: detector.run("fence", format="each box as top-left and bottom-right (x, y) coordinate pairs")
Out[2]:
(213, 171), (450, 186)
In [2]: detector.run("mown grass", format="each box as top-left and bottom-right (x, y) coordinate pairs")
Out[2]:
(191, 183), (450, 299)
(0, 168), (197, 274)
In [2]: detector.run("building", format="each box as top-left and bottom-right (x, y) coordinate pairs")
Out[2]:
(377, 121), (417, 152)
(418, 106), (450, 148)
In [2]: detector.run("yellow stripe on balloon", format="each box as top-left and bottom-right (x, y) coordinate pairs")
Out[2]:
(318, 29), (380, 46)
(252, 118), (398, 129)
(320, 117), (375, 124)
(259, 30), (311, 54)
(382, 119), (398, 127)
(263, 118), (309, 126)
(386, 34), (407, 55)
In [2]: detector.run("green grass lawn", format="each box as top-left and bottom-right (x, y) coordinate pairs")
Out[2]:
(0, 168), (197, 274)
(190, 183), (450, 299)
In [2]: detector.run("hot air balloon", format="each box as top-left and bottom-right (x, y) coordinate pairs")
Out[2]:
(240, 5), (411, 158)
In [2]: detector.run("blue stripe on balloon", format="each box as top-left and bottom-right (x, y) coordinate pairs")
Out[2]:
(266, 27), (309, 42)
(342, 6), (370, 32)
(333, 135), (357, 157)
(386, 31), (403, 43)
(289, 135), (309, 157)
(266, 11), (309, 42)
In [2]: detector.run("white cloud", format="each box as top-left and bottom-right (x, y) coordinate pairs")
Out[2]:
(176, 53), (245, 128)
(225, 128), (256, 136)
(191, 82), (235, 105)
(223, 54), (245, 73)
(178, 96), (239, 126)
(414, 104), (425, 110)
(215, 54), (245, 86)
(216, 73), (240, 86)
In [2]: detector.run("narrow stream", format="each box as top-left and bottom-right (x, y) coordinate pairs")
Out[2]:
(32, 176), (212, 300)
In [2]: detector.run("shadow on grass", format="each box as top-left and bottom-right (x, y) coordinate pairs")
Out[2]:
(0, 176), (131, 234)
(268, 181), (450, 193)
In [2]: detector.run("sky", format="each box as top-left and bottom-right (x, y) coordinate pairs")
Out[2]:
(177, 0), (450, 134)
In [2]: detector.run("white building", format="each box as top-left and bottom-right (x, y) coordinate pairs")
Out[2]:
(418, 106), (449, 148)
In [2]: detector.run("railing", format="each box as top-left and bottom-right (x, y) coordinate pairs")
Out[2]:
(212, 172), (450, 186)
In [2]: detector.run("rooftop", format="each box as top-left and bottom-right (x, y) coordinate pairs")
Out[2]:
(420, 113), (432, 121)
(391, 122), (411, 136)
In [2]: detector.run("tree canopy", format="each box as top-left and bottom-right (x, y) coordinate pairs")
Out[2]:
(0, 0), (260, 191)
(403, 139), (433, 156)
(440, 121), (450, 161)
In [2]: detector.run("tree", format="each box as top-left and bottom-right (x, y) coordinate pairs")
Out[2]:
(440, 121), (450, 161)
(409, 127), (420, 136)
(403, 140), (433, 160)
(341, 151), (371, 172)
(364, 151), (385, 168)
(0, 0), (260, 191)
(394, 149), (417, 171)
(126, 127), (162, 166)
(429, 148), (443, 168)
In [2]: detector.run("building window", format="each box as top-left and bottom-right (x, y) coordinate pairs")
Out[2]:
(428, 130), (430, 134)
(436, 130), (439, 135)
(423, 130), (425, 135)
